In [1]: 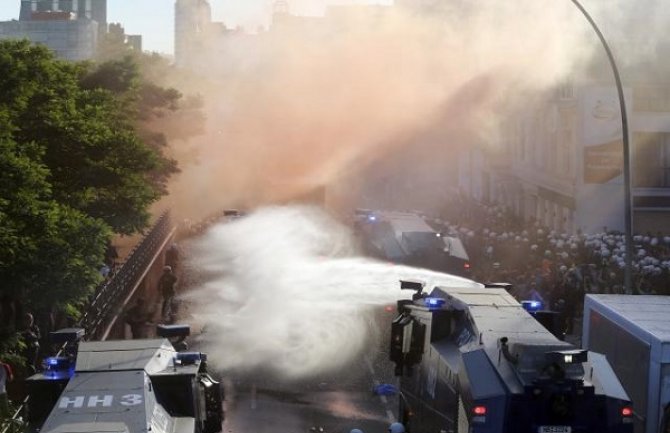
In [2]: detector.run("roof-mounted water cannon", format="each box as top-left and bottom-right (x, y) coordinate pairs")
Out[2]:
(397, 279), (425, 313)
(400, 279), (425, 298)
(157, 324), (190, 351)
(485, 282), (513, 292)
(49, 328), (85, 345)
(157, 323), (190, 338)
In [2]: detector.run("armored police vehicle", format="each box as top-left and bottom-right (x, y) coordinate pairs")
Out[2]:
(390, 281), (634, 433)
(354, 210), (471, 277)
(25, 325), (223, 433)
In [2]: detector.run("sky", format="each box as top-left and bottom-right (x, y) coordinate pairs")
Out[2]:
(0, 0), (392, 56)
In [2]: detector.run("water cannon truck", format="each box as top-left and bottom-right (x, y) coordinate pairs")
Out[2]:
(390, 280), (634, 433)
(25, 324), (224, 433)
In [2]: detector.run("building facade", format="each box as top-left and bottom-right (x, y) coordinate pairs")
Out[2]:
(20, 0), (106, 31)
(174, 0), (212, 68)
(460, 80), (670, 235)
(0, 0), (106, 61)
(0, 16), (98, 61)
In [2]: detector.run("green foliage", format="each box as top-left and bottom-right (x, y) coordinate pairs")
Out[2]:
(0, 129), (108, 311)
(81, 54), (140, 95)
(96, 23), (138, 63)
(0, 41), (177, 235)
(0, 39), (179, 315)
(97, 43), (207, 140)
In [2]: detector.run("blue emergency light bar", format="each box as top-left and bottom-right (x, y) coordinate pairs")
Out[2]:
(521, 300), (543, 312)
(44, 356), (74, 380)
(46, 356), (68, 368)
(368, 215), (377, 222)
(424, 297), (446, 310)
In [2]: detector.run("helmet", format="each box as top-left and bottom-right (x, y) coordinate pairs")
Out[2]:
(164, 265), (172, 272)
(389, 422), (406, 433)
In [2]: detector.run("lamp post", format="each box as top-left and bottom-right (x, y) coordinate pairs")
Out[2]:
(570, 0), (633, 294)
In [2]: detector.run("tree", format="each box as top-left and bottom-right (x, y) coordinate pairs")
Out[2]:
(0, 39), (179, 319)
(0, 41), (177, 234)
(96, 23), (139, 63)
(94, 44), (207, 142)
(0, 120), (108, 317)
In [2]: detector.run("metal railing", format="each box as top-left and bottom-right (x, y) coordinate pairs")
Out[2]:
(81, 211), (174, 340)
(0, 211), (174, 433)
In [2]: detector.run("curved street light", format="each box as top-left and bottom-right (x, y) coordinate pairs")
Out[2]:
(570, 0), (633, 294)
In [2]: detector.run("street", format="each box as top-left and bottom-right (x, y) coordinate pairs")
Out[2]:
(222, 353), (398, 433)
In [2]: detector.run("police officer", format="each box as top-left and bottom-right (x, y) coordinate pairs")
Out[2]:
(159, 266), (178, 320)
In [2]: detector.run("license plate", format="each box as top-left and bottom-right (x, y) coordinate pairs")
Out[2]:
(538, 427), (572, 433)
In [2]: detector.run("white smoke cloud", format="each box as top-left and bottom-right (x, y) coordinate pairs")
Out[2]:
(184, 206), (479, 379)
(162, 0), (670, 222)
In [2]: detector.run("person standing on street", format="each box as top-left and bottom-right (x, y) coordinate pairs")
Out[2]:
(159, 266), (178, 321)
(165, 243), (180, 272)
(20, 313), (40, 374)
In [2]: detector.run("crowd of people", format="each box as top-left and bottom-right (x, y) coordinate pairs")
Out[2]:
(430, 194), (670, 327)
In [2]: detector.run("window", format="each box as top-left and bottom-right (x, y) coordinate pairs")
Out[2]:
(634, 132), (670, 188)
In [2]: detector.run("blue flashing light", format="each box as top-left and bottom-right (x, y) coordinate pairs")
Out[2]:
(374, 383), (399, 396)
(367, 215), (377, 222)
(44, 356), (74, 380)
(521, 300), (543, 312)
(424, 297), (446, 310)
(45, 356), (69, 369)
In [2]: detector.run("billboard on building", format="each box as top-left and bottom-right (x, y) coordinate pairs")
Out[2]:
(581, 86), (632, 184)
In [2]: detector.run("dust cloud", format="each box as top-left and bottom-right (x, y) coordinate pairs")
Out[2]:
(171, 0), (668, 379)
(162, 0), (608, 219)
(183, 206), (479, 379)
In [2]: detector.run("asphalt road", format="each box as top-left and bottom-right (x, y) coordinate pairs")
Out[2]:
(222, 352), (399, 433)
(205, 304), (400, 433)
(180, 270), (400, 433)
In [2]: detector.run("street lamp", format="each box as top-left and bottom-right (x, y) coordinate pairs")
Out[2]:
(570, 0), (633, 294)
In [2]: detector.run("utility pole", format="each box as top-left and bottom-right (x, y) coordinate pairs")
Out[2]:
(570, 0), (633, 294)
